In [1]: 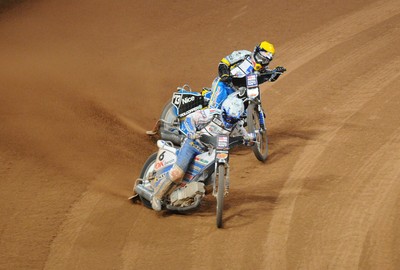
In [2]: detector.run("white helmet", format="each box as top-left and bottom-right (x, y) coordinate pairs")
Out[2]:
(221, 96), (244, 128)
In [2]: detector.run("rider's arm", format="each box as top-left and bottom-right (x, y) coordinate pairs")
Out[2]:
(232, 120), (250, 137)
(259, 66), (286, 83)
(182, 111), (201, 134)
(182, 109), (216, 134)
(268, 72), (281, 82)
(230, 64), (284, 87)
(218, 61), (231, 82)
(257, 68), (276, 83)
(233, 120), (256, 146)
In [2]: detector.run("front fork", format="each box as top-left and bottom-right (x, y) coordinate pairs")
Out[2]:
(257, 104), (266, 130)
(212, 160), (230, 197)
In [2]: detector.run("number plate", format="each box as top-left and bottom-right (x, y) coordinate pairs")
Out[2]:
(217, 135), (229, 149)
(246, 74), (258, 88)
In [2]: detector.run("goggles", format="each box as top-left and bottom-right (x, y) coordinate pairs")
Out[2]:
(254, 50), (273, 65)
(222, 111), (239, 125)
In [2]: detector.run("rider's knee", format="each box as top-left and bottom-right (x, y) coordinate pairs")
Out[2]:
(169, 166), (184, 182)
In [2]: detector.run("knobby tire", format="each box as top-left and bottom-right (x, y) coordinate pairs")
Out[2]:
(216, 164), (225, 228)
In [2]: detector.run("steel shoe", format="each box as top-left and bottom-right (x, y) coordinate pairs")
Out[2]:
(151, 196), (162, 211)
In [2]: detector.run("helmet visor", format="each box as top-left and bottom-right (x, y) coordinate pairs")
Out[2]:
(222, 111), (239, 125)
(254, 50), (273, 65)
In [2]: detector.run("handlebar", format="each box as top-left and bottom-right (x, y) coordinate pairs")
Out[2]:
(198, 134), (244, 149)
(260, 67), (287, 76)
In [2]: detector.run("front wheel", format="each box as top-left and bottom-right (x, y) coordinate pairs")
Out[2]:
(246, 103), (268, 162)
(216, 164), (225, 228)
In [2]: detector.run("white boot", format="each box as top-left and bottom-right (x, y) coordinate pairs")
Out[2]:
(151, 177), (174, 211)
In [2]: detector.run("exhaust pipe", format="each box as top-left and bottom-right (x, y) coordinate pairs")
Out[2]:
(134, 184), (153, 201)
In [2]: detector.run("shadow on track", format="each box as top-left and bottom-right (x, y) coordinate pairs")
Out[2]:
(267, 116), (326, 164)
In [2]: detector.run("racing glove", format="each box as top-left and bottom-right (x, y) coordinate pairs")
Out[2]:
(275, 66), (287, 73)
(243, 132), (256, 146)
(270, 66), (286, 82)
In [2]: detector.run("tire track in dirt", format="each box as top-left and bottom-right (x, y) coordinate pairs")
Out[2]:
(328, 126), (400, 269)
(259, 0), (400, 111)
(267, 13), (400, 111)
(273, 0), (400, 77)
(44, 165), (149, 270)
(358, 146), (400, 269)
(284, 74), (400, 269)
(287, 77), (400, 269)
(261, 5), (400, 266)
(262, 72), (399, 269)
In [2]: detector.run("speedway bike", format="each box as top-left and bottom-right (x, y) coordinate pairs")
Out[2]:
(131, 134), (245, 228)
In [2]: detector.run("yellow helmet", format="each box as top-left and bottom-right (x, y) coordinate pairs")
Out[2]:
(253, 41), (275, 70)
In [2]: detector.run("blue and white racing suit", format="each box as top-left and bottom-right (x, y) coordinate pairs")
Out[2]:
(176, 108), (249, 172)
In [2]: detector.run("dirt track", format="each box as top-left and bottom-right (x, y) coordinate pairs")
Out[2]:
(1, 1), (400, 269)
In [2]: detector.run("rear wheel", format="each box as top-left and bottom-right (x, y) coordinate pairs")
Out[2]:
(216, 164), (225, 228)
(246, 103), (268, 161)
(160, 102), (182, 145)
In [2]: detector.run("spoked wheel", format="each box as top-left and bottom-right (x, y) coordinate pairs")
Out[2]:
(137, 152), (158, 209)
(160, 102), (176, 130)
(216, 164), (225, 228)
(246, 103), (268, 162)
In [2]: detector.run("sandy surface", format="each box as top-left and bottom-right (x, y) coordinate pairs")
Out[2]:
(1, 0), (400, 269)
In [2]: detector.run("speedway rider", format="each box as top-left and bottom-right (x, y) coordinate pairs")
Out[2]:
(151, 96), (255, 211)
(208, 41), (287, 109)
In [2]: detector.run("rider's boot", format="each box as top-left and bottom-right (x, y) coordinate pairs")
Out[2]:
(151, 175), (174, 211)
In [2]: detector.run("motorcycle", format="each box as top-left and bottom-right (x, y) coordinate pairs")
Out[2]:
(131, 134), (245, 228)
(147, 69), (284, 161)
(146, 85), (212, 146)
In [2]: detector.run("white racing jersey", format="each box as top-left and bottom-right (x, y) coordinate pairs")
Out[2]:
(182, 108), (248, 138)
(222, 50), (256, 78)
